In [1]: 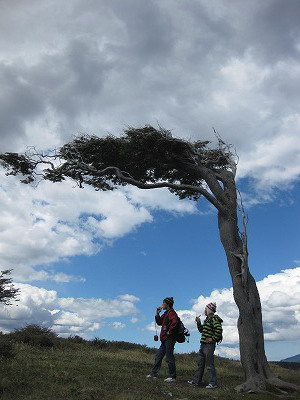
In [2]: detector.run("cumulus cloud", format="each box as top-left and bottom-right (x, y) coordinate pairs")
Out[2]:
(0, 283), (139, 336)
(145, 267), (300, 358)
(0, 174), (148, 279)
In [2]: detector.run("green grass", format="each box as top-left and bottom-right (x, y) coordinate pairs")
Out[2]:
(0, 342), (299, 399)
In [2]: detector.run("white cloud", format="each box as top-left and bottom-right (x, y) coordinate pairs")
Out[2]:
(57, 295), (140, 320)
(84, 192), (153, 239)
(145, 322), (155, 333)
(123, 186), (197, 214)
(0, 283), (139, 336)
(110, 322), (126, 330)
(237, 127), (300, 189)
(210, 54), (300, 193)
(118, 294), (140, 302)
(50, 272), (86, 283)
(215, 346), (240, 359)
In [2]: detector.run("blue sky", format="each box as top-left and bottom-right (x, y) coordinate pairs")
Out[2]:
(0, 0), (300, 362)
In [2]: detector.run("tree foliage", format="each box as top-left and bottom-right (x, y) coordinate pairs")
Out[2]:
(0, 270), (20, 306)
(0, 125), (234, 203)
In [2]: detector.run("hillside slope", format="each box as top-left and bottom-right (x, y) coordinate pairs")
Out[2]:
(0, 340), (299, 399)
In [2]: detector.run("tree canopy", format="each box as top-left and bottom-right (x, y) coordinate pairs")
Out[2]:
(0, 126), (235, 207)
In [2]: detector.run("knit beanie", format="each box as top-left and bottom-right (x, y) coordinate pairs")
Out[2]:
(206, 302), (216, 314)
(163, 297), (174, 307)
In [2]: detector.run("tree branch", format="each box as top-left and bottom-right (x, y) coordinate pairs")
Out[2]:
(60, 161), (225, 211)
(116, 168), (224, 210)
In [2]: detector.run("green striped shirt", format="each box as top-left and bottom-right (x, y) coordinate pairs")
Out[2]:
(197, 314), (223, 344)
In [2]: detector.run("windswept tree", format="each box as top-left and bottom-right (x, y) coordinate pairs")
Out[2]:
(0, 270), (20, 305)
(0, 126), (298, 393)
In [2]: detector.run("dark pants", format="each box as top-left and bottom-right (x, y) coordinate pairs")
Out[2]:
(151, 337), (176, 378)
(192, 343), (217, 386)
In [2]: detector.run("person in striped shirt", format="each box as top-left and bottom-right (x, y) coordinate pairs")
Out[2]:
(188, 302), (223, 389)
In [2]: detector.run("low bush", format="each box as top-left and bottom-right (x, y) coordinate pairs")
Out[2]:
(68, 335), (86, 344)
(9, 324), (58, 348)
(91, 337), (156, 353)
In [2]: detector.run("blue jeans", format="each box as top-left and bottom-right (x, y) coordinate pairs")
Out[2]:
(192, 343), (217, 386)
(151, 337), (176, 378)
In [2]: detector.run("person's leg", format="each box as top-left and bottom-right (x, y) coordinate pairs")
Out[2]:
(206, 343), (217, 386)
(165, 337), (176, 379)
(192, 343), (206, 384)
(151, 341), (166, 377)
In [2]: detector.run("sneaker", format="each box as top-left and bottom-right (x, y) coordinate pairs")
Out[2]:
(146, 374), (157, 379)
(205, 383), (217, 389)
(164, 377), (176, 383)
(187, 380), (196, 385)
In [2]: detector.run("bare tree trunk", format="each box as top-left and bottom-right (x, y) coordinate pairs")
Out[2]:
(217, 209), (299, 392)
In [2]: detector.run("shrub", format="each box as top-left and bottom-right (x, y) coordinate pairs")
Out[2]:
(68, 335), (86, 344)
(0, 337), (15, 358)
(91, 337), (156, 353)
(91, 337), (109, 349)
(9, 324), (58, 347)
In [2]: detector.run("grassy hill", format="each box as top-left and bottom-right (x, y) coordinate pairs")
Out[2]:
(0, 327), (299, 400)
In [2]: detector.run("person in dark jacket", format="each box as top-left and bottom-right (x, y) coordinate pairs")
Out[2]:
(188, 302), (223, 389)
(146, 297), (178, 382)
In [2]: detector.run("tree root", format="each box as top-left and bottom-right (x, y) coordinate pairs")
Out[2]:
(235, 377), (266, 393)
(235, 377), (300, 393)
(266, 377), (300, 392)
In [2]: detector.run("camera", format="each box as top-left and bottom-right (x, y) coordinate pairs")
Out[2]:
(154, 335), (158, 341)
